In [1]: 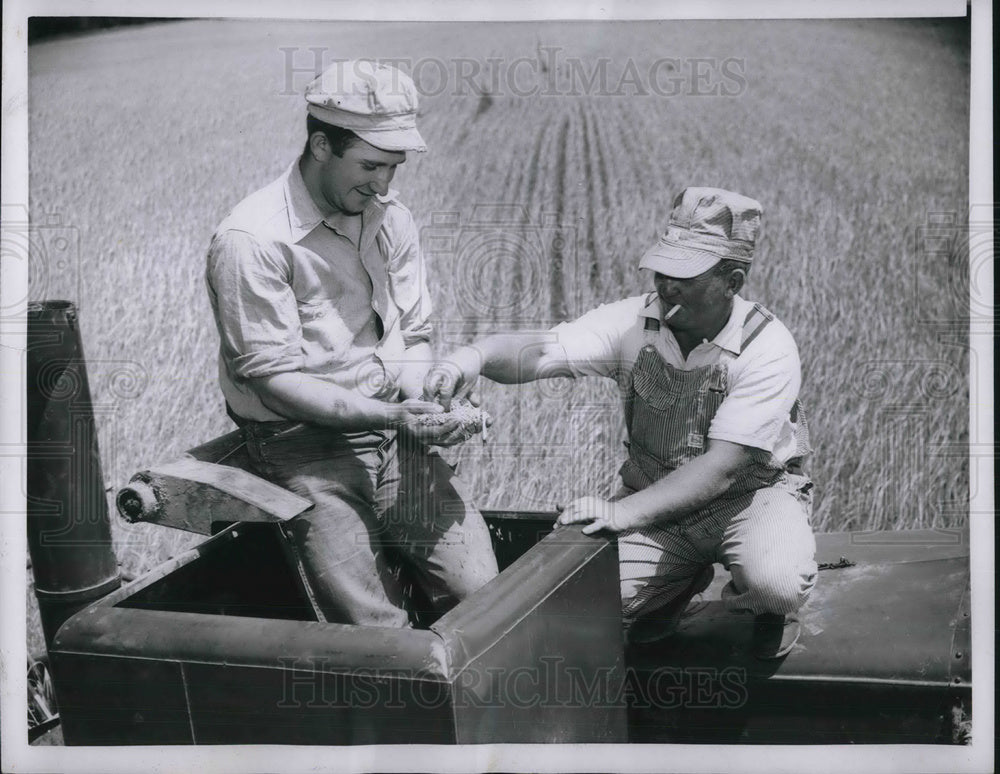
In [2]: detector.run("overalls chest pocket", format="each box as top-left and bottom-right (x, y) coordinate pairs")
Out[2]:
(630, 348), (727, 414)
(627, 346), (729, 468)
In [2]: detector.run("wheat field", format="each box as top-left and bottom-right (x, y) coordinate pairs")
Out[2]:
(25, 18), (971, 656)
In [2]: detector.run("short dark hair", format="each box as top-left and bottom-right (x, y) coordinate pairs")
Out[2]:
(713, 258), (752, 278)
(304, 114), (362, 158)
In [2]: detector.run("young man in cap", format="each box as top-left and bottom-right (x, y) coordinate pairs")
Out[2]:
(424, 187), (817, 658)
(206, 60), (498, 627)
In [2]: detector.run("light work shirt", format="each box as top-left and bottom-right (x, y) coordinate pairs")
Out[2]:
(206, 160), (432, 422)
(551, 293), (803, 463)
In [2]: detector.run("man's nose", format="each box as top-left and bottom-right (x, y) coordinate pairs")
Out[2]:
(370, 168), (393, 195)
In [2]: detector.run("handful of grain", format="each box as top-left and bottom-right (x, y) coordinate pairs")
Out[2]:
(411, 399), (492, 442)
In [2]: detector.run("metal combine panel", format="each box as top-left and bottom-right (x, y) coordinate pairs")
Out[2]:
(627, 529), (971, 744)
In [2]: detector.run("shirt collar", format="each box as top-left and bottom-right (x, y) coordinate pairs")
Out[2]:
(282, 159), (396, 245)
(323, 209), (363, 246)
(284, 160), (326, 242)
(638, 292), (749, 355)
(712, 295), (748, 354)
(638, 292), (661, 320)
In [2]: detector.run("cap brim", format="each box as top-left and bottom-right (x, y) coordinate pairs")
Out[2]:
(354, 127), (427, 153)
(638, 244), (721, 279)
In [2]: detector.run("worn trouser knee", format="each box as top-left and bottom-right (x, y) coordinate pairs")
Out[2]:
(723, 558), (816, 616)
(716, 477), (817, 616)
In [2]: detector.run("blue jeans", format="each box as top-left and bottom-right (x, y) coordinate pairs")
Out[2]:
(243, 421), (499, 627)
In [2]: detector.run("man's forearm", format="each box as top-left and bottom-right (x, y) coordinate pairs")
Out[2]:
(451, 333), (572, 384)
(250, 371), (394, 430)
(618, 441), (762, 529)
(621, 458), (733, 528)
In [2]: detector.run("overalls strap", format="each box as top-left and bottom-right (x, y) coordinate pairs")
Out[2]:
(741, 303), (774, 351)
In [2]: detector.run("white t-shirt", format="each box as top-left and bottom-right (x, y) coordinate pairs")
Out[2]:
(550, 293), (803, 464)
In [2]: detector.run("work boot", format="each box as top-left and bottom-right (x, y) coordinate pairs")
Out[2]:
(626, 565), (715, 646)
(752, 613), (800, 659)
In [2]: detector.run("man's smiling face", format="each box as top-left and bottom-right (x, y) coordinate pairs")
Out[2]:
(317, 138), (406, 215)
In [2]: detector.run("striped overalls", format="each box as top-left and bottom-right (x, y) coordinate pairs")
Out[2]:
(617, 304), (818, 621)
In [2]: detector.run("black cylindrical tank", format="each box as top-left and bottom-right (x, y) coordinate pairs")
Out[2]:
(27, 300), (121, 648)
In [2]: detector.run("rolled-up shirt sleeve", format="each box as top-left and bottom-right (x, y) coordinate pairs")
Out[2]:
(206, 229), (305, 380)
(551, 298), (640, 379)
(385, 207), (433, 348)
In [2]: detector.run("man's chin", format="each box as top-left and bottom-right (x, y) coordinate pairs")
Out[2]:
(337, 202), (366, 216)
(347, 196), (375, 215)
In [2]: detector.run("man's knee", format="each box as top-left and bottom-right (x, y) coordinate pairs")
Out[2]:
(729, 557), (817, 615)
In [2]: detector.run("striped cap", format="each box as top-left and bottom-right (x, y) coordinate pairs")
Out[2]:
(640, 187), (762, 278)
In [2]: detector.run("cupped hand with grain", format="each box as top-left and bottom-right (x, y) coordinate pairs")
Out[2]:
(391, 397), (491, 446)
(422, 349), (482, 411)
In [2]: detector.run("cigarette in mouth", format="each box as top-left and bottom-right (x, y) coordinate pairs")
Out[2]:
(664, 304), (682, 321)
(481, 413), (488, 444)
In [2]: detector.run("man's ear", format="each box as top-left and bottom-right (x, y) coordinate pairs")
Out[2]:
(307, 131), (330, 161)
(726, 268), (747, 297)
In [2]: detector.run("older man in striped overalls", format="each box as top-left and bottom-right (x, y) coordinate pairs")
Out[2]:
(425, 187), (817, 658)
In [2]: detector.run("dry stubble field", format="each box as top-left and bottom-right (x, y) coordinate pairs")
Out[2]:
(25, 18), (971, 660)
